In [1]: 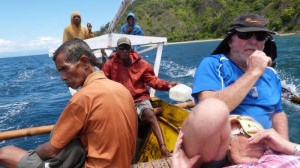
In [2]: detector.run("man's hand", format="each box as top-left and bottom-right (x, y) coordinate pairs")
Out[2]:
(125, 26), (133, 34)
(168, 82), (179, 89)
(87, 23), (93, 32)
(248, 128), (295, 155)
(172, 131), (201, 168)
(246, 50), (272, 76)
(35, 141), (61, 160)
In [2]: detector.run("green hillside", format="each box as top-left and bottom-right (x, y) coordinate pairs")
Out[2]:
(95, 0), (300, 42)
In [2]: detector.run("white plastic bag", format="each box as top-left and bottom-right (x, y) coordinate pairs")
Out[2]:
(169, 84), (193, 102)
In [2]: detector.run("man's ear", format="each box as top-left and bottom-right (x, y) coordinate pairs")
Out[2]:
(78, 55), (91, 66)
(228, 38), (233, 48)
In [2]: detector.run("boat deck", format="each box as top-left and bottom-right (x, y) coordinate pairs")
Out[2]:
(131, 157), (172, 168)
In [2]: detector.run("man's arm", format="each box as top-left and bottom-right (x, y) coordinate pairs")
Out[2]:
(141, 62), (171, 91)
(125, 26), (133, 34)
(135, 25), (144, 36)
(35, 141), (61, 160)
(120, 25), (132, 34)
(198, 70), (260, 112)
(100, 49), (107, 65)
(272, 112), (289, 139)
(62, 28), (69, 43)
(101, 60), (112, 79)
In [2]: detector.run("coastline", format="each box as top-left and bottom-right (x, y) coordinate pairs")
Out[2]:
(276, 32), (300, 36)
(167, 32), (300, 45)
(167, 38), (222, 45)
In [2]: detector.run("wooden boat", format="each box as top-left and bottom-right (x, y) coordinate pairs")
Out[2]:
(1, 0), (298, 167)
(0, 97), (190, 167)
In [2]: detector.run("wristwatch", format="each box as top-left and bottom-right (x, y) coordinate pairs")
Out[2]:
(294, 145), (300, 156)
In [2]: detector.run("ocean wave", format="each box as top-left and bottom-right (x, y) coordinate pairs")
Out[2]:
(17, 70), (35, 80)
(161, 60), (196, 78)
(281, 80), (299, 96)
(0, 101), (29, 130)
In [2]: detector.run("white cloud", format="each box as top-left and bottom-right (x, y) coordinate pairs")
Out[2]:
(0, 37), (61, 57)
(0, 39), (15, 52)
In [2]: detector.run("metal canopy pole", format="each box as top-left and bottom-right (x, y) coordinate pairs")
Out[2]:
(150, 42), (164, 97)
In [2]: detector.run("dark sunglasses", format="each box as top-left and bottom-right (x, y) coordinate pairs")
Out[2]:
(236, 32), (268, 41)
(118, 46), (131, 51)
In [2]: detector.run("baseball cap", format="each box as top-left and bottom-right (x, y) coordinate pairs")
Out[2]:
(117, 37), (131, 47)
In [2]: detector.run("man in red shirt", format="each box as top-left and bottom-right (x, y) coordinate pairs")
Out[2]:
(102, 37), (178, 157)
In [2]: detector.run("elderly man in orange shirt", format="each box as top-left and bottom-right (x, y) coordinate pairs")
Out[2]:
(0, 38), (138, 168)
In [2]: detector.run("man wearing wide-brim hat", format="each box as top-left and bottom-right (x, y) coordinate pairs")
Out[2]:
(192, 13), (288, 140)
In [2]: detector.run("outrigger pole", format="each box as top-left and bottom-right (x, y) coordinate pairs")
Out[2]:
(0, 125), (54, 140)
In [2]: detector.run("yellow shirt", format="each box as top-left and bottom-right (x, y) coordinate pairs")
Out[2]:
(63, 12), (90, 42)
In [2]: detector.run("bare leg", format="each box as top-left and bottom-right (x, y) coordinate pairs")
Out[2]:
(0, 146), (28, 168)
(142, 108), (171, 157)
(182, 98), (231, 167)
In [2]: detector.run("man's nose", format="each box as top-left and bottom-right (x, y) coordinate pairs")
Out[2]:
(249, 34), (258, 43)
(60, 72), (67, 81)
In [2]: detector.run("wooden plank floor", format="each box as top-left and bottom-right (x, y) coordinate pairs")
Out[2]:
(131, 157), (172, 168)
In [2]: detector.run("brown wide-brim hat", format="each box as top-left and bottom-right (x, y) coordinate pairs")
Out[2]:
(212, 13), (277, 62)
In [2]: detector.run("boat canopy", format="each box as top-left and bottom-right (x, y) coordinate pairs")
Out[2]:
(48, 33), (167, 97)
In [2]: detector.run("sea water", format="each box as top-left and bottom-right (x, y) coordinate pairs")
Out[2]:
(0, 35), (299, 151)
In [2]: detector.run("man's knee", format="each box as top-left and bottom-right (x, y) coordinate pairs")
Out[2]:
(0, 145), (22, 157)
(187, 98), (229, 131)
(181, 98), (230, 159)
(0, 146), (14, 158)
(141, 108), (156, 122)
(0, 146), (28, 168)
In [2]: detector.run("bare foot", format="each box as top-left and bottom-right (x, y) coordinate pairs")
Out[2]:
(161, 145), (172, 158)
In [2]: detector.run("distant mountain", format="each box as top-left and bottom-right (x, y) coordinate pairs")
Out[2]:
(95, 0), (300, 42)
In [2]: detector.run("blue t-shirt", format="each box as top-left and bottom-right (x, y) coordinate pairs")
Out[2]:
(192, 54), (283, 129)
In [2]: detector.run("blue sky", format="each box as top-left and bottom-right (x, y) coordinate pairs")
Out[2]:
(0, 0), (126, 58)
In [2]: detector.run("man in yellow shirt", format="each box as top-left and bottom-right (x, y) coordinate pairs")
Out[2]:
(63, 12), (94, 42)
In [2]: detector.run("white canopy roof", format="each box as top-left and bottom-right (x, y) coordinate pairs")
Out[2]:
(49, 33), (167, 97)
(85, 33), (167, 49)
(49, 33), (167, 56)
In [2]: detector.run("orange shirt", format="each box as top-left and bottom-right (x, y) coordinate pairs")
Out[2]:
(51, 71), (137, 168)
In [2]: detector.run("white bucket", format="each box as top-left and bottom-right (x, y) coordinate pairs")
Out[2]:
(169, 84), (193, 102)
